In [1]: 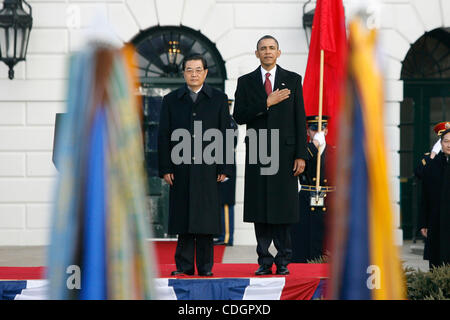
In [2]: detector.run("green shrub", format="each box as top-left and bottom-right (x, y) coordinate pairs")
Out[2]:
(306, 257), (449, 300)
(307, 255), (328, 264)
(404, 264), (450, 300)
(307, 251), (330, 264)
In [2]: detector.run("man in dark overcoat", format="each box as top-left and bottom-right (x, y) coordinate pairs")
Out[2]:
(158, 54), (232, 276)
(233, 35), (308, 275)
(419, 128), (450, 269)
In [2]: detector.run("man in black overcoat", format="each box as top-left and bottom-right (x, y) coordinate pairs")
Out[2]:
(233, 35), (308, 275)
(418, 128), (450, 269)
(290, 116), (334, 263)
(158, 54), (232, 276)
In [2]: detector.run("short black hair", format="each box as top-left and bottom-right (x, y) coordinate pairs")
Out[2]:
(182, 53), (208, 70)
(256, 35), (279, 50)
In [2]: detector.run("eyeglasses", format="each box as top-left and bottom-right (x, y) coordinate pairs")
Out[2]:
(184, 68), (204, 75)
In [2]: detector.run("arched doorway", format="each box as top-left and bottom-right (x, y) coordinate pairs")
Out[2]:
(400, 28), (450, 241)
(129, 26), (227, 238)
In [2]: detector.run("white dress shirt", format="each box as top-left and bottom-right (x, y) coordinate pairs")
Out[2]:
(260, 65), (276, 92)
(188, 84), (203, 94)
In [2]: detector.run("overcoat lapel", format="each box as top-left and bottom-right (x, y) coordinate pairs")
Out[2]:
(249, 66), (267, 98)
(249, 64), (288, 94)
(274, 65), (287, 91)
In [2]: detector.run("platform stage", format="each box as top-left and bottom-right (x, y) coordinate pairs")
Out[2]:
(0, 263), (328, 300)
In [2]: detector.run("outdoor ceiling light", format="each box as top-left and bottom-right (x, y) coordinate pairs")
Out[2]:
(0, 0), (32, 80)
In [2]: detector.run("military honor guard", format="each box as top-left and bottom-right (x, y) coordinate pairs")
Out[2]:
(415, 122), (450, 179)
(417, 122), (450, 268)
(290, 115), (335, 263)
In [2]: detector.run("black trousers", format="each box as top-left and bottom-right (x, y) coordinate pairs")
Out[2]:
(254, 223), (292, 267)
(291, 192), (326, 263)
(175, 234), (214, 274)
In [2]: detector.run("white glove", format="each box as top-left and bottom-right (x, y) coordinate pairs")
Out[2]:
(313, 131), (326, 148)
(431, 139), (441, 153)
(430, 139), (441, 159)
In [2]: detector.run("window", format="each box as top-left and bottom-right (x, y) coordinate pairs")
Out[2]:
(130, 25), (226, 89)
(400, 28), (450, 240)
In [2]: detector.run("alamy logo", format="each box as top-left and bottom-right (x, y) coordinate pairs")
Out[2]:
(66, 5), (81, 29)
(170, 121), (280, 175)
(66, 265), (81, 290)
(366, 265), (381, 290)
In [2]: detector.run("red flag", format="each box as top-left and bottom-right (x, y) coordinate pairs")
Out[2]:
(303, 0), (347, 147)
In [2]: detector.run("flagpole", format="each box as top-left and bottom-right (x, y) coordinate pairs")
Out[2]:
(315, 49), (324, 199)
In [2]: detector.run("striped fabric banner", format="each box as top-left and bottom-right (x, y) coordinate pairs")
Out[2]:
(327, 17), (406, 300)
(1, 278), (327, 301)
(47, 45), (156, 300)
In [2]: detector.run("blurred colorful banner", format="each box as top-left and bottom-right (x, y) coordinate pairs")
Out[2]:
(303, 0), (347, 147)
(326, 17), (406, 300)
(47, 44), (156, 299)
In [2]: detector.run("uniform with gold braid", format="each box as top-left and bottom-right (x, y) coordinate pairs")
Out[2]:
(290, 115), (335, 263)
(415, 121), (450, 180)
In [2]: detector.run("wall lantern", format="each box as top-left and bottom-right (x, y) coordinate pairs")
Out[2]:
(0, 0), (32, 80)
(302, 0), (315, 48)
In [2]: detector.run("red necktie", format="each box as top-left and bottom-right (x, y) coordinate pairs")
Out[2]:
(264, 72), (272, 96)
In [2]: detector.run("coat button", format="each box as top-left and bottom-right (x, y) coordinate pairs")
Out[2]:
(193, 113), (197, 116)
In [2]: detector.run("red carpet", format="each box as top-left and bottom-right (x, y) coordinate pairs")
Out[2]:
(153, 241), (226, 264)
(157, 263), (328, 279)
(0, 263), (328, 280)
(0, 242), (227, 280)
(0, 266), (46, 280)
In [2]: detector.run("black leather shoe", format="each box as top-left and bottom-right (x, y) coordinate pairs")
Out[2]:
(198, 271), (213, 277)
(255, 265), (272, 275)
(171, 270), (194, 276)
(215, 241), (233, 246)
(276, 266), (290, 275)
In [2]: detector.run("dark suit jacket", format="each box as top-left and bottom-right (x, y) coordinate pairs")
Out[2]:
(233, 65), (308, 224)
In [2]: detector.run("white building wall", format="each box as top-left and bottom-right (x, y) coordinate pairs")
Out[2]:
(0, 0), (448, 246)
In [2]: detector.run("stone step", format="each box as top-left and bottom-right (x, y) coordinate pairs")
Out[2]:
(410, 244), (424, 255)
